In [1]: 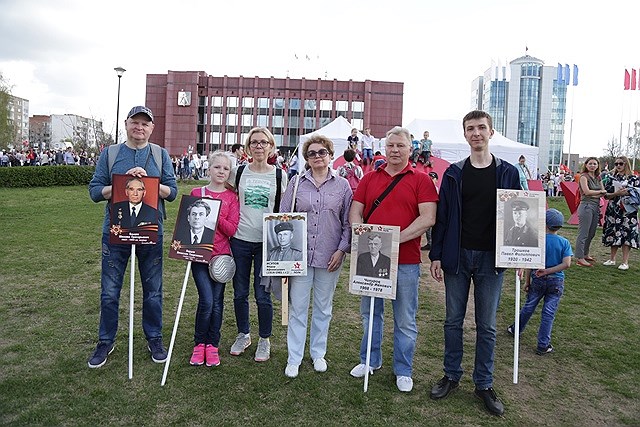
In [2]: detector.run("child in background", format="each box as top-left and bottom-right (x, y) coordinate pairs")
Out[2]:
(508, 208), (572, 355)
(189, 151), (240, 366)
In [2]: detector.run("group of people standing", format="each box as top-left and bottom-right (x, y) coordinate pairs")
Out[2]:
(574, 155), (639, 270)
(88, 105), (636, 418)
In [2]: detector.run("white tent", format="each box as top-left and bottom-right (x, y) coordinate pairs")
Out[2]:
(299, 116), (362, 168)
(404, 119), (539, 174)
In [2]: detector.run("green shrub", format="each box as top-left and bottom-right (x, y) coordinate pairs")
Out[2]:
(0, 165), (96, 187)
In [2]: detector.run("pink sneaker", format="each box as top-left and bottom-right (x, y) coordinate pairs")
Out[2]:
(190, 343), (205, 366)
(205, 344), (220, 367)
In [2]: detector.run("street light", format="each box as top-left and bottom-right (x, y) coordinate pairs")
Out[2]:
(114, 67), (126, 144)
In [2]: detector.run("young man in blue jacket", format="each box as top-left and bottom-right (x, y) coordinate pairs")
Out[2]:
(428, 110), (520, 416)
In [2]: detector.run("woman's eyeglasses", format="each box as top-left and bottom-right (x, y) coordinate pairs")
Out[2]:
(249, 140), (270, 147)
(307, 149), (329, 158)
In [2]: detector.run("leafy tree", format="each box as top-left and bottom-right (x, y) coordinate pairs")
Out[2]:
(0, 72), (18, 148)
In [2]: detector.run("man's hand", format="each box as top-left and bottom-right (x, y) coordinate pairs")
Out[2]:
(126, 167), (147, 177)
(430, 260), (443, 282)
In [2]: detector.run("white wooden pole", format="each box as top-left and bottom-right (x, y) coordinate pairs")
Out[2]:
(161, 261), (192, 386)
(128, 244), (136, 380)
(364, 297), (375, 392)
(513, 270), (521, 384)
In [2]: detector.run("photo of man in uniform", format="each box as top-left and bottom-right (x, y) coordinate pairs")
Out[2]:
(356, 233), (391, 278)
(504, 199), (538, 247)
(175, 199), (215, 245)
(268, 221), (303, 261)
(111, 176), (158, 228)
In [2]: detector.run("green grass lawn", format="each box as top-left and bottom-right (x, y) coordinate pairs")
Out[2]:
(0, 185), (638, 426)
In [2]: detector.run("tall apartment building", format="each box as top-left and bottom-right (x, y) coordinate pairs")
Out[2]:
(145, 71), (404, 157)
(471, 54), (567, 173)
(7, 95), (29, 147)
(29, 114), (105, 150)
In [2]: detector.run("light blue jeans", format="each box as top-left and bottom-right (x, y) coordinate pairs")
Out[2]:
(512, 274), (564, 350)
(443, 249), (504, 389)
(358, 264), (420, 377)
(287, 266), (341, 365)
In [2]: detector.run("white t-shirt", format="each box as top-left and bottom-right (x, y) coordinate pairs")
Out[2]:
(228, 165), (288, 242)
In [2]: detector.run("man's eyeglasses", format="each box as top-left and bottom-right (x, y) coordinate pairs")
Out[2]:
(615, 162), (625, 166)
(249, 140), (270, 147)
(307, 149), (329, 158)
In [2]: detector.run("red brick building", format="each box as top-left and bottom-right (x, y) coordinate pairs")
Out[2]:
(145, 71), (403, 156)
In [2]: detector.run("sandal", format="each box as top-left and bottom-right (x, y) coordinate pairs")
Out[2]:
(576, 259), (593, 267)
(585, 256), (596, 262)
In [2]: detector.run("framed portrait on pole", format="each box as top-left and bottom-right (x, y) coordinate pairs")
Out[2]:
(495, 189), (546, 269)
(349, 223), (400, 300)
(169, 195), (222, 263)
(109, 174), (159, 245)
(262, 212), (307, 276)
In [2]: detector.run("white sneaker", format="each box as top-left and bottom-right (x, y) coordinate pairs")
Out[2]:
(618, 263), (629, 270)
(349, 363), (381, 378)
(313, 357), (327, 372)
(254, 337), (271, 362)
(284, 364), (299, 378)
(230, 333), (251, 355)
(396, 376), (413, 392)
(603, 260), (616, 266)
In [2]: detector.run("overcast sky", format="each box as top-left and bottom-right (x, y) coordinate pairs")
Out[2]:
(1, 0), (639, 157)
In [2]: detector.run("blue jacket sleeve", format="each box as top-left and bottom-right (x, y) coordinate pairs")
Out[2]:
(160, 149), (178, 202)
(88, 150), (110, 203)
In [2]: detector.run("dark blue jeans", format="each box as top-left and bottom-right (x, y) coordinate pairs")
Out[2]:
(191, 262), (225, 346)
(443, 249), (504, 389)
(230, 237), (273, 338)
(98, 233), (163, 344)
(514, 275), (564, 350)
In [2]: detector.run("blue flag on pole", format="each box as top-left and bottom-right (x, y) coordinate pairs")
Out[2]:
(564, 64), (570, 86)
(573, 65), (579, 86)
(557, 63), (563, 83)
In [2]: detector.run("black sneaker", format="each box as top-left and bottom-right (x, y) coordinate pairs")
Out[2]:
(474, 387), (505, 416)
(430, 375), (459, 400)
(148, 338), (168, 363)
(88, 341), (115, 368)
(536, 345), (554, 355)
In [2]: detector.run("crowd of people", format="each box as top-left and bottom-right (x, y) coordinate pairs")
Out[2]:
(84, 105), (638, 418)
(0, 146), (94, 166)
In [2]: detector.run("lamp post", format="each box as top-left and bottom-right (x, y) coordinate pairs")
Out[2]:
(114, 67), (126, 144)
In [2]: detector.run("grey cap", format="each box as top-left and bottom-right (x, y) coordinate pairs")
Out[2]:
(546, 208), (564, 229)
(127, 106), (154, 122)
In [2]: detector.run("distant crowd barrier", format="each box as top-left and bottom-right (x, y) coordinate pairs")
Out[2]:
(0, 165), (96, 188)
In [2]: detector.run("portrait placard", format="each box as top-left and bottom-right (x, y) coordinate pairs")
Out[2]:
(262, 213), (307, 276)
(349, 223), (400, 300)
(109, 174), (160, 245)
(496, 189), (546, 269)
(169, 195), (222, 263)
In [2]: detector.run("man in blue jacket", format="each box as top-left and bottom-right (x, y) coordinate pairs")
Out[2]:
(428, 110), (520, 416)
(87, 106), (177, 369)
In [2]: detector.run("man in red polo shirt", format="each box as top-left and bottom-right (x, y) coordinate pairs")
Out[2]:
(348, 126), (438, 392)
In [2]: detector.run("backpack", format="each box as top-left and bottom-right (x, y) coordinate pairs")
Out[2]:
(344, 165), (361, 193)
(234, 164), (283, 213)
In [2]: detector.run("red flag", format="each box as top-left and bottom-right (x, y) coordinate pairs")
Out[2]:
(625, 69), (631, 90)
(632, 69), (638, 90)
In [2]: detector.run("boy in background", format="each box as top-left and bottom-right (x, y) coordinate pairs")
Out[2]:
(508, 208), (572, 354)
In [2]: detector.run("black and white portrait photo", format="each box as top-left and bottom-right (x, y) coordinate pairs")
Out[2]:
(169, 195), (221, 263)
(263, 213), (307, 276)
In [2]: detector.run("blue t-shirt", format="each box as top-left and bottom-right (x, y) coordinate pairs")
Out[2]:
(541, 232), (573, 279)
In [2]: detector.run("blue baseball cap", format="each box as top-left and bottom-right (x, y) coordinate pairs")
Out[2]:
(546, 208), (564, 229)
(126, 106), (154, 122)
